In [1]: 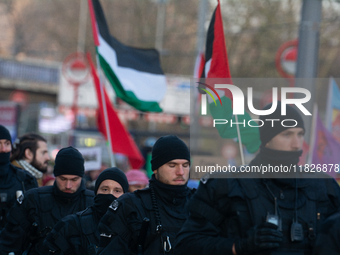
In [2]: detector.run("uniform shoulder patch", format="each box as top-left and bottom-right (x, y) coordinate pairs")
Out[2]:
(200, 173), (210, 184)
(17, 191), (24, 204)
(109, 199), (119, 211)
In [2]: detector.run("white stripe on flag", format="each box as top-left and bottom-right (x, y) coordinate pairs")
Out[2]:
(98, 35), (167, 102)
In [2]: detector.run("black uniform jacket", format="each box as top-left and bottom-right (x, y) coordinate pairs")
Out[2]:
(97, 175), (195, 255)
(0, 180), (94, 255)
(175, 174), (340, 255)
(0, 164), (37, 230)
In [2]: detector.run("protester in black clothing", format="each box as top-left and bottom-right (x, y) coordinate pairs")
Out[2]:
(0, 146), (94, 255)
(97, 135), (195, 255)
(176, 103), (340, 255)
(44, 167), (129, 255)
(0, 125), (37, 231)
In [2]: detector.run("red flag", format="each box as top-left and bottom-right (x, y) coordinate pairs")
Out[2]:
(201, 0), (233, 100)
(87, 53), (144, 169)
(203, 0), (231, 79)
(198, 0), (261, 153)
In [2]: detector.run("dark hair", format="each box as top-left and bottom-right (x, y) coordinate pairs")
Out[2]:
(10, 133), (47, 161)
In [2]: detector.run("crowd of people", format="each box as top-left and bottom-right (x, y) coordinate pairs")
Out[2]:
(0, 102), (340, 254)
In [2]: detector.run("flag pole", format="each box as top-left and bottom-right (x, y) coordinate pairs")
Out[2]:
(95, 54), (116, 167)
(325, 77), (333, 131)
(307, 104), (318, 165)
(234, 115), (245, 165)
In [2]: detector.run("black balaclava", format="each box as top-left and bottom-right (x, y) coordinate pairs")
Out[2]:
(151, 135), (190, 171)
(94, 167), (128, 194)
(93, 167), (128, 218)
(0, 125), (14, 187)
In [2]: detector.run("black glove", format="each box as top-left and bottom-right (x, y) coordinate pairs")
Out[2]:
(235, 222), (283, 255)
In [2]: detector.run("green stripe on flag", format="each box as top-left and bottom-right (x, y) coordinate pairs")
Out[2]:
(97, 49), (162, 112)
(209, 96), (260, 153)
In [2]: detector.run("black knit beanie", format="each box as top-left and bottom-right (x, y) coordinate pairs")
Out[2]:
(260, 102), (305, 146)
(0, 125), (12, 142)
(94, 167), (128, 194)
(151, 135), (190, 171)
(54, 146), (84, 177)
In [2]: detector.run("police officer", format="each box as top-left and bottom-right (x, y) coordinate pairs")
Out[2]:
(11, 133), (51, 186)
(0, 146), (94, 255)
(176, 103), (340, 255)
(44, 167), (129, 255)
(0, 125), (37, 231)
(98, 135), (194, 255)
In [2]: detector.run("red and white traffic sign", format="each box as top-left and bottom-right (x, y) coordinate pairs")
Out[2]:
(275, 40), (298, 78)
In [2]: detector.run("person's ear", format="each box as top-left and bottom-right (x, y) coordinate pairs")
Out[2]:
(24, 148), (34, 162)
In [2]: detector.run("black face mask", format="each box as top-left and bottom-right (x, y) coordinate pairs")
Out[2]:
(0, 152), (10, 166)
(93, 194), (116, 218)
(0, 152), (11, 178)
(0, 152), (16, 188)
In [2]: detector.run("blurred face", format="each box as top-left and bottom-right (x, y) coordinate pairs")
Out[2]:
(265, 127), (304, 151)
(89, 169), (103, 181)
(154, 159), (190, 185)
(31, 141), (50, 173)
(56, 175), (82, 194)
(0, 139), (11, 153)
(128, 184), (147, 193)
(97, 179), (124, 198)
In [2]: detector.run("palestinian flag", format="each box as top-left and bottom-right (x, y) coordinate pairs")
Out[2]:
(201, 0), (260, 153)
(87, 53), (144, 169)
(88, 0), (166, 112)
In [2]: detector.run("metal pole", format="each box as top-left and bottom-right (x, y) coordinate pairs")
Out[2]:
(191, 0), (208, 155)
(295, 0), (322, 144)
(155, 0), (167, 52)
(196, 0), (208, 54)
(77, 0), (88, 53)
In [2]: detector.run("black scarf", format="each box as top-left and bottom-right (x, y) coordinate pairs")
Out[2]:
(149, 174), (190, 206)
(250, 147), (308, 209)
(53, 179), (85, 204)
(257, 146), (302, 167)
(250, 147), (303, 187)
(0, 152), (16, 188)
